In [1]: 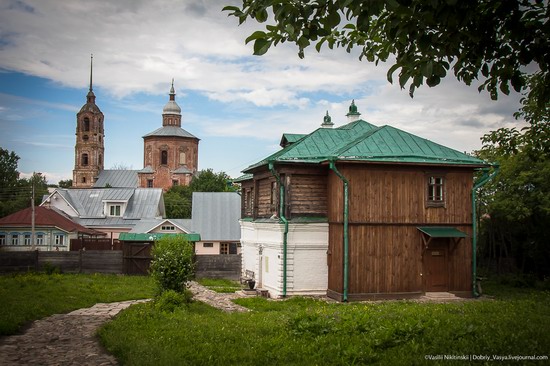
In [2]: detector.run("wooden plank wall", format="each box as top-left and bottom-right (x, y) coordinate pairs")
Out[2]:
(287, 173), (328, 217)
(328, 164), (474, 298)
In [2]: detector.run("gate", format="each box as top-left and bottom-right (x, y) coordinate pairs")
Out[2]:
(123, 242), (153, 275)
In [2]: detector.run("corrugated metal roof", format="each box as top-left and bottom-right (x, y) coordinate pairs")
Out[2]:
(244, 119), (487, 172)
(191, 192), (241, 241)
(143, 126), (198, 139)
(124, 188), (164, 219)
(172, 166), (193, 174)
(93, 170), (139, 188)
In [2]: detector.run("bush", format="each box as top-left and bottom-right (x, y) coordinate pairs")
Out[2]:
(149, 235), (195, 294)
(154, 289), (193, 313)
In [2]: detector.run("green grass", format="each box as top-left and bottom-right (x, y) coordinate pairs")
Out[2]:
(0, 273), (155, 336)
(99, 283), (550, 365)
(196, 278), (243, 293)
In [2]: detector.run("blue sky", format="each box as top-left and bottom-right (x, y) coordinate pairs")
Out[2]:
(0, 0), (525, 184)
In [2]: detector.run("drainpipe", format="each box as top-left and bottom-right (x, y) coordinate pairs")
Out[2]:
(471, 164), (499, 297)
(268, 161), (288, 298)
(329, 160), (349, 302)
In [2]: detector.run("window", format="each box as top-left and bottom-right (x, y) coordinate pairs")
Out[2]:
(147, 179), (153, 188)
(54, 235), (64, 246)
(82, 176), (87, 183)
(98, 154), (102, 165)
(0, 234), (5, 246)
(220, 242), (229, 254)
(82, 153), (89, 166)
(83, 118), (90, 131)
(161, 225), (175, 231)
(109, 205), (122, 217)
(11, 234), (19, 245)
(427, 176), (445, 206)
(24, 234), (31, 245)
(36, 234), (44, 245)
(83, 135), (89, 141)
(203, 242), (214, 248)
(179, 151), (186, 165)
(172, 179), (179, 187)
(161, 150), (168, 165)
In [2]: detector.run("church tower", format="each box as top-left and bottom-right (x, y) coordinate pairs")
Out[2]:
(72, 55), (105, 188)
(138, 80), (199, 191)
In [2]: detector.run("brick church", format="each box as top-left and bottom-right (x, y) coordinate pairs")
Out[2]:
(72, 57), (199, 191)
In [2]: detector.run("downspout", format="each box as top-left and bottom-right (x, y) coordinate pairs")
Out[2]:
(329, 160), (349, 302)
(268, 161), (288, 298)
(471, 164), (499, 297)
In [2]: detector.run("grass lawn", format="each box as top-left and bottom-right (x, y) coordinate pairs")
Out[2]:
(99, 282), (550, 365)
(0, 273), (155, 336)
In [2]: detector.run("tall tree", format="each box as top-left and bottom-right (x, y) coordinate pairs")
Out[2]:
(224, 0), (549, 118)
(476, 119), (550, 277)
(0, 148), (20, 189)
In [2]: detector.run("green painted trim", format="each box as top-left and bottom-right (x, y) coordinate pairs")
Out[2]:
(329, 160), (349, 302)
(118, 232), (201, 242)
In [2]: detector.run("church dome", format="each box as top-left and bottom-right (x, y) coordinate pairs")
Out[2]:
(162, 80), (181, 115)
(163, 100), (181, 115)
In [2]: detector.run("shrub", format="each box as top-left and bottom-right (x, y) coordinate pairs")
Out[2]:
(154, 289), (193, 313)
(150, 235), (195, 294)
(42, 262), (61, 275)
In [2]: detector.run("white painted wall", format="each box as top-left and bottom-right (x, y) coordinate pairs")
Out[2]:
(240, 220), (328, 298)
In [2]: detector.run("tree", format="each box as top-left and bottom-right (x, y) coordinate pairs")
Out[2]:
(0, 148), (20, 189)
(164, 169), (234, 219)
(150, 235), (195, 294)
(475, 119), (550, 278)
(224, 0), (549, 118)
(58, 179), (73, 188)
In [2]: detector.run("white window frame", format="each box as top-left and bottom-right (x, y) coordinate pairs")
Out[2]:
(0, 233), (6, 246)
(36, 233), (44, 246)
(161, 225), (175, 231)
(54, 234), (65, 246)
(11, 234), (19, 245)
(24, 234), (31, 245)
(104, 200), (127, 217)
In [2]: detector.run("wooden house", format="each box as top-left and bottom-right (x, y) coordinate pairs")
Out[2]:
(238, 101), (492, 301)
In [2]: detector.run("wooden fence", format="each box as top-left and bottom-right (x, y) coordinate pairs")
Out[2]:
(70, 238), (122, 251)
(0, 250), (242, 279)
(0, 250), (123, 274)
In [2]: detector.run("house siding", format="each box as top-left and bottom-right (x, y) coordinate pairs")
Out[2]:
(327, 164), (474, 300)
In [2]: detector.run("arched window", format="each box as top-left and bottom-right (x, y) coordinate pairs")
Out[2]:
(161, 150), (168, 165)
(82, 176), (86, 183)
(83, 118), (90, 132)
(82, 153), (89, 166)
(98, 154), (102, 165)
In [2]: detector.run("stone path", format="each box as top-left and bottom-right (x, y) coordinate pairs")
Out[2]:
(0, 283), (246, 366)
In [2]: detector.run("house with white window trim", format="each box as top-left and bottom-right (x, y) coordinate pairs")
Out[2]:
(40, 187), (165, 241)
(0, 206), (104, 251)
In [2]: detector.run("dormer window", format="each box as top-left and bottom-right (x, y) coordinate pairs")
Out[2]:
(104, 201), (127, 217)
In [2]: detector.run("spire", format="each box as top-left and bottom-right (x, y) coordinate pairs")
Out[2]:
(321, 110), (334, 128)
(169, 78), (175, 101)
(346, 99), (361, 122)
(89, 54), (93, 92)
(86, 54), (96, 104)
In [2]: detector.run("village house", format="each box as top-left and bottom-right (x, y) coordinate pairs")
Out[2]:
(40, 187), (165, 242)
(239, 101), (492, 301)
(0, 206), (104, 252)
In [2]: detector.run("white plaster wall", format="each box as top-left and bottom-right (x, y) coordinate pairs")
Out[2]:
(240, 220), (328, 298)
(195, 241), (220, 255)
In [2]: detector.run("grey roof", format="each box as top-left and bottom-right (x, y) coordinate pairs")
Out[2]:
(129, 218), (194, 233)
(93, 170), (139, 188)
(191, 192), (241, 241)
(51, 188), (165, 220)
(142, 126), (198, 139)
(138, 166), (154, 173)
(172, 165), (193, 174)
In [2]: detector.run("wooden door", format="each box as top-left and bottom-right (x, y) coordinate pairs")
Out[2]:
(424, 247), (448, 292)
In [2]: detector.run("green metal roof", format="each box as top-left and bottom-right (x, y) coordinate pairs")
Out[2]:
(417, 227), (468, 238)
(118, 232), (201, 242)
(280, 133), (307, 146)
(243, 119), (487, 173)
(233, 173), (253, 182)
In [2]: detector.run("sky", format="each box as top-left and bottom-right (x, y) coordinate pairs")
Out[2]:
(0, 0), (526, 184)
